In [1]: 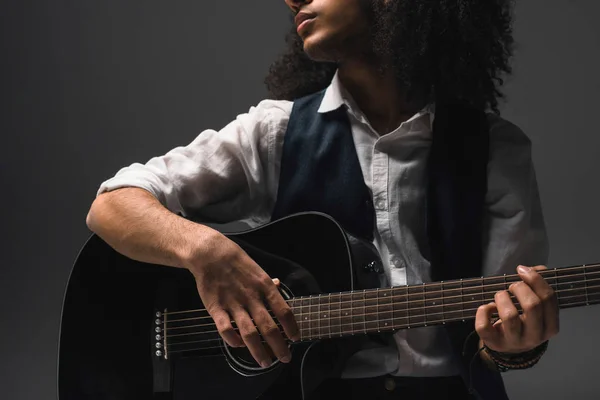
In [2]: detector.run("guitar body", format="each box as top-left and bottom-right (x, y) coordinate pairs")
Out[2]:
(58, 212), (385, 400)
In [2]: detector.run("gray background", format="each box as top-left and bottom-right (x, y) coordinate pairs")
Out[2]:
(1, 1), (599, 399)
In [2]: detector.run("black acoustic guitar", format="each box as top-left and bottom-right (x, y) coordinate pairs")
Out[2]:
(57, 212), (599, 400)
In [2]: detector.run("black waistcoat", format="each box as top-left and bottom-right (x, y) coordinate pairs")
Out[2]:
(270, 90), (508, 400)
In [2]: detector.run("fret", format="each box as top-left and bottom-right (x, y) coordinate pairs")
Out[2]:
(391, 286), (409, 330)
(553, 268), (560, 303)
(461, 278), (484, 319)
(339, 292), (354, 335)
(337, 292), (343, 337)
(461, 279), (465, 321)
(308, 295), (321, 339)
(298, 296), (312, 340)
(391, 287), (395, 330)
(485, 275), (509, 303)
(308, 296), (312, 339)
(554, 267), (588, 307)
(378, 288), (393, 331)
(347, 290), (365, 335)
(364, 289), (379, 333)
(423, 283), (427, 326)
(424, 282), (444, 326)
(407, 285), (425, 326)
(481, 277), (485, 310)
(560, 292), (600, 309)
(320, 293), (331, 338)
(440, 280), (463, 322)
(295, 297), (303, 341)
(584, 265), (589, 305)
(405, 285), (410, 328)
(376, 288), (380, 332)
(318, 294), (322, 338)
(328, 292), (342, 337)
(362, 290), (367, 334)
(441, 281), (445, 324)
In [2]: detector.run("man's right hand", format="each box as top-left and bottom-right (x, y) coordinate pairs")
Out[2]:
(184, 231), (300, 368)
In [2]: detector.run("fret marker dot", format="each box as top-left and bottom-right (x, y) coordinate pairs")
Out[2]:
(433, 302), (436, 305)
(305, 317), (308, 320)
(385, 323), (388, 326)
(345, 313), (349, 316)
(324, 314), (327, 317)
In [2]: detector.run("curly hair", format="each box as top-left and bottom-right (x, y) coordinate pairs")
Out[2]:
(264, 0), (515, 114)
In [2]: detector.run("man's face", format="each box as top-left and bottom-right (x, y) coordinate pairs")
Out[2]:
(284, 0), (374, 63)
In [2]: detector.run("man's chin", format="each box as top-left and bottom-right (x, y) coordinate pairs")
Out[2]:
(302, 39), (339, 63)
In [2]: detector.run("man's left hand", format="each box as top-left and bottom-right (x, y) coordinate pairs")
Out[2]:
(475, 265), (560, 354)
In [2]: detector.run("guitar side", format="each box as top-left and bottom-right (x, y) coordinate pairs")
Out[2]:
(57, 212), (376, 400)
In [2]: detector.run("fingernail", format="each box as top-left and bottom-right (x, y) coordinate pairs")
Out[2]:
(260, 360), (271, 368)
(517, 265), (530, 274)
(281, 355), (291, 363)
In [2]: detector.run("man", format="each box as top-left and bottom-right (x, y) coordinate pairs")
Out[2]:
(86, 0), (559, 398)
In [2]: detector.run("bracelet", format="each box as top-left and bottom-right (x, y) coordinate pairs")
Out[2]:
(483, 341), (549, 372)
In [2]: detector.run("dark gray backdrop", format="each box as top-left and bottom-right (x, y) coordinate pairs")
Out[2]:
(1, 1), (599, 399)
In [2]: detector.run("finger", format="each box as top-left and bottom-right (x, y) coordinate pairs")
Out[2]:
(495, 290), (522, 345)
(264, 279), (300, 342)
(272, 278), (280, 286)
(231, 308), (272, 368)
(517, 265), (559, 339)
(509, 281), (544, 345)
(249, 303), (292, 364)
(212, 309), (244, 348)
(475, 302), (502, 348)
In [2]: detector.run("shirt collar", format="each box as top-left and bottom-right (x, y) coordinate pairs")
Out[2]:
(317, 69), (435, 131)
(317, 69), (348, 114)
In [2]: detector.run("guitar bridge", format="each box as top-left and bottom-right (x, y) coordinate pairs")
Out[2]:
(152, 308), (172, 393)
(154, 309), (168, 359)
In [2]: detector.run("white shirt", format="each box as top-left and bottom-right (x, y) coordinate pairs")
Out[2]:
(97, 71), (549, 378)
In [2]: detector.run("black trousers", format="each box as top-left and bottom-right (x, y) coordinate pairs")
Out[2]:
(307, 375), (474, 400)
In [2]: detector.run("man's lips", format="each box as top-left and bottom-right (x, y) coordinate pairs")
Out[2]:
(295, 12), (316, 29)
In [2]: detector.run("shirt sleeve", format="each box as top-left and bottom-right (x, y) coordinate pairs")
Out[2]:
(96, 99), (292, 225)
(482, 115), (550, 277)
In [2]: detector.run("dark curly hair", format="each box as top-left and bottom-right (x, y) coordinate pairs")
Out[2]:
(264, 0), (515, 114)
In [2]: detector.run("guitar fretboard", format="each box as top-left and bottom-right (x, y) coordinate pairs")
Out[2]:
(289, 264), (600, 341)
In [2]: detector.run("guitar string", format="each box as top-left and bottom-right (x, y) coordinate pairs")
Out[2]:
(161, 267), (600, 320)
(165, 296), (598, 354)
(165, 287), (598, 341)
(161, 264), (599, 317)
(162, 286), (599, 343)
(163, 281), (596, 335)
(161, 271), (600, 325)
(163, 277), (600, 334)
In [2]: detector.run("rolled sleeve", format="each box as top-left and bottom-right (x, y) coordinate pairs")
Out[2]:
(97, 99), (292, 224)
(482, 115), (550, 277)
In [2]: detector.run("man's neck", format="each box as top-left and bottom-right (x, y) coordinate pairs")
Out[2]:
(337, 60), (422, 135)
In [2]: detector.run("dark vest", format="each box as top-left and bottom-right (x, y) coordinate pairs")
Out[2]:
(271, 90), (508, 400)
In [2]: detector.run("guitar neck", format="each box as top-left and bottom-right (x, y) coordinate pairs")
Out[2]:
(289, 264), (600, 341)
